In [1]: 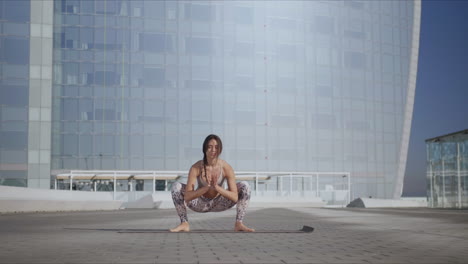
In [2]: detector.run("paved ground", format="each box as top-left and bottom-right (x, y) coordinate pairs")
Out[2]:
(0, 206), (467, 263)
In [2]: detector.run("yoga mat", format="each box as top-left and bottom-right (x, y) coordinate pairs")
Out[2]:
(65, 226), (314, 233)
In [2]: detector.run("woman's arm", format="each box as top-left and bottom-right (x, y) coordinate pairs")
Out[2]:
(183, 163), (210, 202)
(213, 162), (238, 203)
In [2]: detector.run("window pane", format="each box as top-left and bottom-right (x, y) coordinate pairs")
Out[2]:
(63, 134), (78, 156)
(344, 51), (366, 69)
(0, 170), (27, 187)
(0, 150), (27, 163)
(139, 33), (173, 53)
(62, 98), (79, 120)
(0, 132), (27, 149)
(2, 1), (30, 22)
(185, 4), (214, 22)
(142, 68), (165, 86)
(1, 37), (29, 64)
(143, 1), (165, 19)
(314, 16), (334, 34)
(186, 37), (212, 55)
(79, 135), (93, 156)
(234, 6), (253, 24)
(0, 83), (28, 106)
(1, 107), (27, 121)
(3, 23), (30, 36)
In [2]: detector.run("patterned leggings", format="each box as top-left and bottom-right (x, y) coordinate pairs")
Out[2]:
(171, 181), (251, 223)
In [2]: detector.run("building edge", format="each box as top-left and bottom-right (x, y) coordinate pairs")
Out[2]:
(393, 0), (422, 199)
(27, 0), (54, 189)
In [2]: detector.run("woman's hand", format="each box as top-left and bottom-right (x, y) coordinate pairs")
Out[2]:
(210, 170), (219, 191)
(184, 162), (213, 202)
(212, 163), (238, 203)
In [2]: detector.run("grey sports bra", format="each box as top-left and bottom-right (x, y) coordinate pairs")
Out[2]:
(197, 164), (225, 187)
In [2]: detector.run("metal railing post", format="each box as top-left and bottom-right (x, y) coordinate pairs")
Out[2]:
(280, 176), (283, 194)
(301, 175), (305, 195)
(457, 143), (462, 209)
(310, 174), (313, 195)
(347, 173), (351, 204)
(316, 174), (319, 197)
(113, 171), (116, 200)
(442, 159), (445, 208)
(429, 162), (434, 207)
(152, 171), (156, 194)
(70, 171), (73, 191)
(289, 173), (293, 195)
(277, 176), (280, 192)
(255, 173), (258, 196)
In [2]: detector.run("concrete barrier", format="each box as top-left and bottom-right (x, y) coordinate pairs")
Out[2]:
(122, 191), (327, 209)
(347, 197), (427, 208)
(249, 196), (326, 208)
(0, 185), (333, 213)
(124, 193), (162, 209)
(0, 186), (123, 213)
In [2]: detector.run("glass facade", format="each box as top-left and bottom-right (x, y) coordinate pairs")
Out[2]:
(426, 130), (468, 208)
(0, 1), (31, 187)
(0, 1), (421, 200)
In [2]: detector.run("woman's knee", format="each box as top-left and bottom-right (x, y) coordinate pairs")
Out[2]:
(237, 181), (251, 196)
(171, 181), (184, 193)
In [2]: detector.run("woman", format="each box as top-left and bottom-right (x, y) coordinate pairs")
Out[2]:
(170, 134), (255, 232)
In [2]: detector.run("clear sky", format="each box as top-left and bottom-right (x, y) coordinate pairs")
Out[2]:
(403, 0), (468, 196)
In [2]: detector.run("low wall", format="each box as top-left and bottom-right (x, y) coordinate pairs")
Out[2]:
(124, 191), (327, 209)
(0, 185), (338, 213)
(250, 195), (326, 208)
(347, 197), (428, 208)
(0, 186), (123, 213)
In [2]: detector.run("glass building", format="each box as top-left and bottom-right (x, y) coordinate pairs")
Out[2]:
(426, 129), (468, 208)
(0, 1), (53, 188)
(0, 0), (421, 200)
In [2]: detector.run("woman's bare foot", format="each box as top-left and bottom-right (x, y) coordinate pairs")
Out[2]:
(234, 221), (255, 232)
(169, 222), (190, 232)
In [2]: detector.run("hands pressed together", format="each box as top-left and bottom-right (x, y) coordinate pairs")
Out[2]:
(207, 168), (220, 191)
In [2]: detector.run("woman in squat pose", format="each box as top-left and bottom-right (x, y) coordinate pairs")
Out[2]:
(170, 134), (254, 232)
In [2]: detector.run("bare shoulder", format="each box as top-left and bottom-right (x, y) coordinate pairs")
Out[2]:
(189, 160), (203, 173)
(192, 160), (203, 168)
(219, 159), (234, 174)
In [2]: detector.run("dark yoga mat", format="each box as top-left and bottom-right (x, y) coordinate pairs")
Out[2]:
(65, 226), (314, 233)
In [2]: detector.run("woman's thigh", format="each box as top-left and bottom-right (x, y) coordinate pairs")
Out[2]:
(209, 196), (236, 212)
(187, 197), (213, 213)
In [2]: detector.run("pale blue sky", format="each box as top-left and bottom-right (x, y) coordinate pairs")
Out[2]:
(403, 0), (468, 196)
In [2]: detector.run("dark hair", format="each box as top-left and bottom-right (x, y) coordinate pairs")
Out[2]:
(202, 134), (223, 167)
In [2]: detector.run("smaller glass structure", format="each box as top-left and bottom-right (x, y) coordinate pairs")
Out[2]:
(426, 129), (468, 208)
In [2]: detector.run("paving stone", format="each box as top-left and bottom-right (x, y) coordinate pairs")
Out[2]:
(1, 207), (468, 263)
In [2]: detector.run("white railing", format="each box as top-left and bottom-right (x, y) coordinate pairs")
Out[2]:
(53, 170), (351, 206)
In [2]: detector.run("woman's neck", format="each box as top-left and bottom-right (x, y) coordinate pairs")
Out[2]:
(206, 157), (218, 167)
